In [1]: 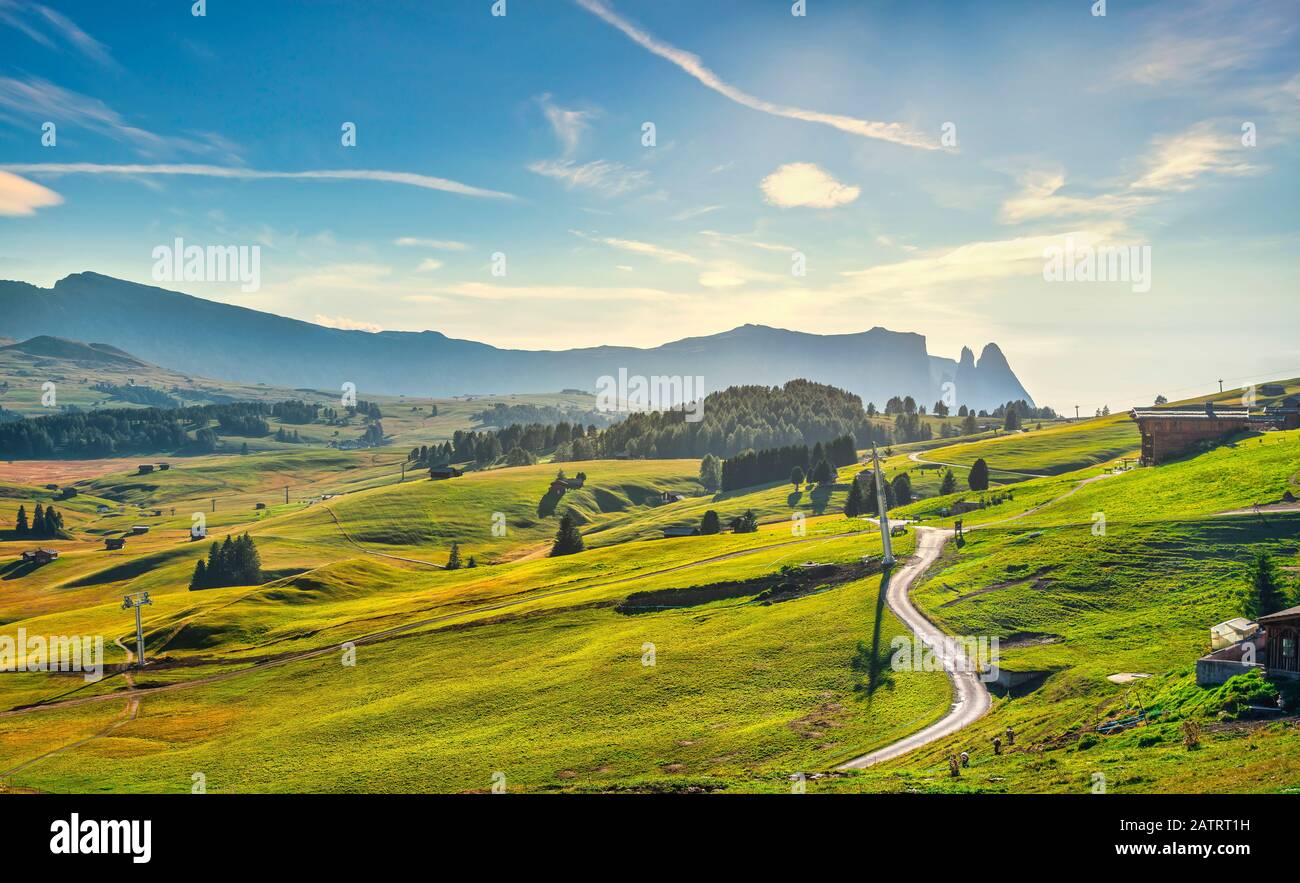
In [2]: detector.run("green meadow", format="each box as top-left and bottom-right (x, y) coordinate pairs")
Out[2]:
(1, 389), (1298, 793)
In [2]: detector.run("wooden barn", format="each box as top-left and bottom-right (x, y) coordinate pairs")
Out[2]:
(1260, 606), (1300, 680)
(1130, 404), (1252, 465)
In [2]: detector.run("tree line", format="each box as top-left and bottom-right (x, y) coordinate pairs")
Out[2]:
(189, 533), (262, 590)
(11, 503), (67, 539)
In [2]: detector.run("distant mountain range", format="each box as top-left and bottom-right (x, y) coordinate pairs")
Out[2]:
(0, 273), (1035, 410)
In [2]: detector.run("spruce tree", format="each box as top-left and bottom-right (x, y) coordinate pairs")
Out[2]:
(845, 477), (864, 517)
(1244, 550), (1284, 619)
(447, 542), (462, 570)
(32, 502), (44, 537)
(968, 458), (990, 491)
(812, 458), (835, 485)
(550, 511), (585, 556)
(190, 559), (207, 590)
(15, 504), (27, 535)
(891, 473), (913, 506)
(940, 469), (957, 495)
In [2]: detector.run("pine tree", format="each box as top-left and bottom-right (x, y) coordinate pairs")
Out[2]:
(940, 469), (957, 495)
(845, 477), (865, 517)
(550, 511), (585, 557)
(790, 465), (805, 489)
(190, 559), (207, 590)
(32, 502), (44, 537)
(700, 510), (721, 535)
(968, 458), (990, 491)
(812, 458), (835, 485)
(447, 542), (462, 570)
(1244, 550), (1284, 619)
(467, 556), (478, 568)
(1004, 408), (1022, 431)
(15, 504), (27, 535)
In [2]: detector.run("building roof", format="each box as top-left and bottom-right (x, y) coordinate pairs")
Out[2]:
(1130, 407), (1251, 420)
(1260, 604), (1300, 624)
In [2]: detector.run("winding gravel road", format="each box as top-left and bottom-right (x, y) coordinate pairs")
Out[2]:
(835, 526), (992, 769)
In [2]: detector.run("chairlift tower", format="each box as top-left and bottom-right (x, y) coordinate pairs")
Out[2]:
(870, 443), (896, 567)
(121, 591), (152, 667)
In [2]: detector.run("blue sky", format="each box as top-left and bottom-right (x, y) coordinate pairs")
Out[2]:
(0, 0), (1297, 412)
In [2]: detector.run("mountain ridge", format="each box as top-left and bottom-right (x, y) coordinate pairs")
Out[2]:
(0, 272), (1036, 409)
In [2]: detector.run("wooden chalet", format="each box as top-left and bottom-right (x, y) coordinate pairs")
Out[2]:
(21, 548), (59, 564)
(1129, 404), (1252, 465)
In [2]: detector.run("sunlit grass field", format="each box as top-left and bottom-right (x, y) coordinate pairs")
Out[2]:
(2, 396), (1298, 794)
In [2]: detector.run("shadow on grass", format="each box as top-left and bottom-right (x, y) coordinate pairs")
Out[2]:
(851, 567), (896, 701)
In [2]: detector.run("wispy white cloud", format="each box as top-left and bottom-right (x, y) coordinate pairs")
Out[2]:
(0, 1), (113, 66)
(0, 77), (236, 160)
(575, 0), (935, 150)
(1115, 0), (1295, 87)
(840, 229), (1123, 293)
(570, 228), (699, 264)
(529, 158), (650, 196)
(536, 93), (595, 156)
(1129, 121), (1259, 192)
(760, 162), (859, 209)
(0, 162), (517, 199)
(394, 237), (470, 250)
(699, 229), (795, 253)
(670, 204), (722, 221)
(0, 170), (62, 216)
(415, 258), (444, 272)
(1000, 169), (1154, 224)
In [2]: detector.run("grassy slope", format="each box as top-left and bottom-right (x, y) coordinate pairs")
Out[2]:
(813, 428), (1300, 794)
(2, 385), (1298, 793)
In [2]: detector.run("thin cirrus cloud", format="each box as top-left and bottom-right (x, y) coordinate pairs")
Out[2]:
(0, 0), (113, 67)
(760, 162), (860, 209)
(0, 77), (237, 160)
(1000, 121), (1259, 225)
(0, 163), (517, 200)
(574, 0), (935, 150)
(394, 237), (470, 250)
(570, 229), (699, 264)
(528, 158), (650, 197)
(0, 169), (63, 216)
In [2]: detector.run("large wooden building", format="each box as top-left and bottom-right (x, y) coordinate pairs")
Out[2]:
(1130, 404), (1252, 465)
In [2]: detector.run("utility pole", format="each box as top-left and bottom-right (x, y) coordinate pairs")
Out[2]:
(1074, 405), (1080, 421)
(870, 442), (895, 567)
(121, 591), (152, 667)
